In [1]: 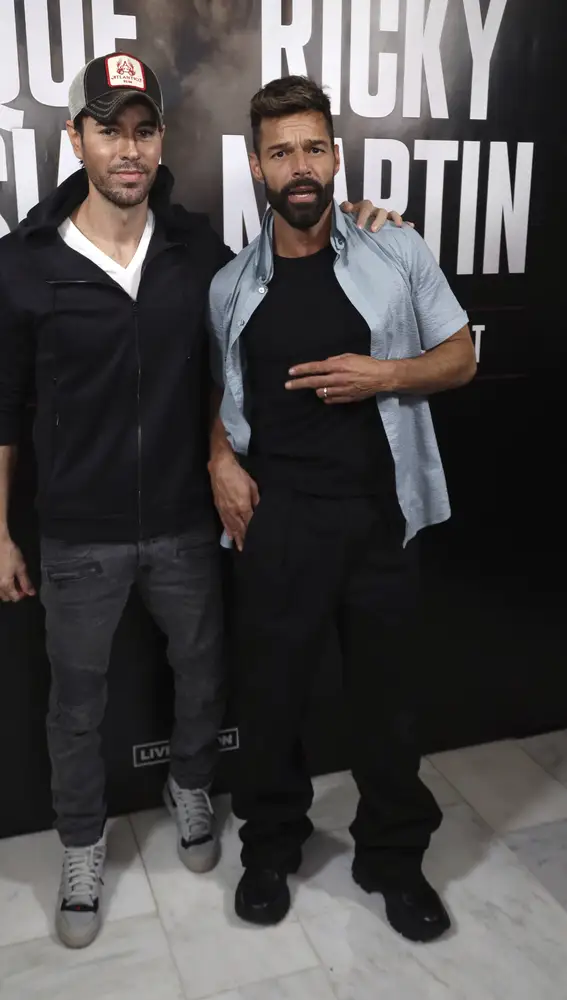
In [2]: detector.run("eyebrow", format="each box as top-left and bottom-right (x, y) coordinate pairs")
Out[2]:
(266, 137), (330, 153)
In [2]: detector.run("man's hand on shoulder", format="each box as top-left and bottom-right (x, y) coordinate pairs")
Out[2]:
(339, 200), (415, 234)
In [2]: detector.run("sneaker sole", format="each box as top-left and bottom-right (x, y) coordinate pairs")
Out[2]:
(55, 913), (102, 950)
(162, 785), (221, 874)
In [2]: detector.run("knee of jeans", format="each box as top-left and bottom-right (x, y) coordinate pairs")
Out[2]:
(174, 672), (226, 710)
(167, 633), (224, 679)
(48, 666), (107, 730)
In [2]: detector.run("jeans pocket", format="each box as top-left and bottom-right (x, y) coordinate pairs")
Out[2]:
(41, 539), (99, 583)
(44, 560), (103, 585)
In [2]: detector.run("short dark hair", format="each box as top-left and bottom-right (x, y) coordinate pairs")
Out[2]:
(250, 75), (334, 155)
(73, 112), (87, 136)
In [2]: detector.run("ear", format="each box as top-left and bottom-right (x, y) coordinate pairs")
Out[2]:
(333, 142), (341, 178)
(66, 120), (83, 162)
(249, 151), (264, 184)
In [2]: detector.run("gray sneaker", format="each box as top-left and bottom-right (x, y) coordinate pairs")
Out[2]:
(164, 775), (220, 873)
(55, 834), (106, 949)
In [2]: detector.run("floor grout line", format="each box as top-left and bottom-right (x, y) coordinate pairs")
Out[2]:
(292, 907), (343, 1000)
(429, 741), (567, 836)
(126, 812), (190, 1000)
(426, 744), (514, 834)
(422, 755), (470, 809)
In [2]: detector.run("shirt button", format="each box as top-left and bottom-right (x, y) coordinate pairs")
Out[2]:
(238, 319), (245, 327)
(258, 286), (266, 294)
(336, 238), (344, 248)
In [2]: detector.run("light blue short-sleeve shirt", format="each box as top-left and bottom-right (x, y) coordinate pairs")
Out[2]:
(208, 202), (468, 546)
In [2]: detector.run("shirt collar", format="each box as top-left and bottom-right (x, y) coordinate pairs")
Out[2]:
(254, 199), (349, 284)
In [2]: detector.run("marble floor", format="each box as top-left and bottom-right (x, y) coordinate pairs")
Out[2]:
(2, 732), (567, 999)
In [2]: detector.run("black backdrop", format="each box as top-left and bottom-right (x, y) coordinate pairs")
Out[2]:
(0, 0), (566, 839)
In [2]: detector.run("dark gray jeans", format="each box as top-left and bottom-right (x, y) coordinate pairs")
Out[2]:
(40, 523), (224, 848)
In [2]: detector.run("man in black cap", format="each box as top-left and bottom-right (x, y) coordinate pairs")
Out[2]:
(0, 52), (397, 949)
(0, 52), (228, 950)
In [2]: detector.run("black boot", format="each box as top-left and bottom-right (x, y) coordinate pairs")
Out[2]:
(352, 859), (451, 943)
(235, 850), (302, 926)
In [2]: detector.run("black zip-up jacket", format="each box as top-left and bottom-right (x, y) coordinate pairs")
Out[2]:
(0, 166), (234, 543)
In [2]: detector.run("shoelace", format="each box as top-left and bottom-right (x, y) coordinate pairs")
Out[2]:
(63, 844), (105, 902)
(176, 787), (214, 842)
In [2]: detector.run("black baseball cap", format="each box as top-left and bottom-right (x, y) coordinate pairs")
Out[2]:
(68, 52), (164, 126)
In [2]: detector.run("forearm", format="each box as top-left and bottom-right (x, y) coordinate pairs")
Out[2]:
(382, 328), (477, 395)
(207, 387), (258, 550)
(208, 387), (237, 467)
(0, 445), (17, 540)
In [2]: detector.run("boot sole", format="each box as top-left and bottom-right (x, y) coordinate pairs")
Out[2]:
(352, 863), (450, 944)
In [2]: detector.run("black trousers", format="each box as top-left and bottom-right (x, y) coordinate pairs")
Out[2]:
(231, 489), (442, 887)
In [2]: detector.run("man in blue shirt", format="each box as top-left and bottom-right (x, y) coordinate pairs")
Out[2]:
(208, 76), (476, 943)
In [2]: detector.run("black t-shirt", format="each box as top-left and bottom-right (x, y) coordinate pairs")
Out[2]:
(242, 244), (396, 498)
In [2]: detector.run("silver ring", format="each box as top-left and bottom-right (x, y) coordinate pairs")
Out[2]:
(323, 386), (328, 399)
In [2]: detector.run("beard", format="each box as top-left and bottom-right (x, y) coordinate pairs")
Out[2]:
(265, 177), (334, 230)
(85, 161), (156, 208)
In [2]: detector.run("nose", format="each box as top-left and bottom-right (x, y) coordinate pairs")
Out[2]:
(117, 134), (141, 161)
(290, 150), (312, 177)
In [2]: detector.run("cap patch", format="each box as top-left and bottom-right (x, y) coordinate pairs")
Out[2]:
(105, 55), (146, 91)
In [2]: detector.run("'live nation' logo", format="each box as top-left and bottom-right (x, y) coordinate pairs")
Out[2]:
(133, 728), (239, 768)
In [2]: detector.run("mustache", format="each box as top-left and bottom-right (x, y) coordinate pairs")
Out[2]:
(109, 164), (150, 174)
(282, 179), (323, 196)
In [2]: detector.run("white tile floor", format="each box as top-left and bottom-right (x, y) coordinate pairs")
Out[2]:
(2, 736), (567, 999)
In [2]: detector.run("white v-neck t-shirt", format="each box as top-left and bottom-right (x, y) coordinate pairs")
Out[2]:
(58, 209), (155, 300)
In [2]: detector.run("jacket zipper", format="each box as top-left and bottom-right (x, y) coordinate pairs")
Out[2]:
(52, 376), (59, 492)
(133, 302), (142, 537)
(132, 248), (175, 539)
(47, 243), (184, 538)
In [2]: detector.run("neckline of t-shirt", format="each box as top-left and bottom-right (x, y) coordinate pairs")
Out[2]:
(273, 243), (334, 265)
(63, 209), (155, 274)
